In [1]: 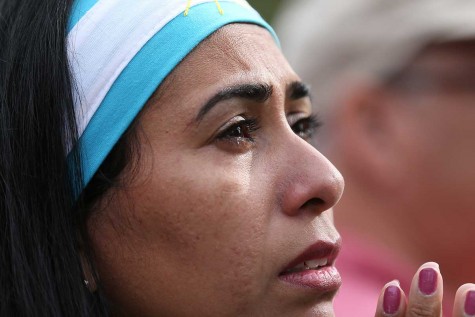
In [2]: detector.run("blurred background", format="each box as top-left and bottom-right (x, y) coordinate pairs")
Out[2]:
(248, 1), (475, 316)
(247, 0), (284, 23)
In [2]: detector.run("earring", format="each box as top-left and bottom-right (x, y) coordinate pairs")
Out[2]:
(84, 279), (90, 286)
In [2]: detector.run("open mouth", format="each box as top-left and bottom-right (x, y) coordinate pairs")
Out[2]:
(279, 240), (339, 275)
(280, 258), (330, 275)
(278, 240), (341, 292)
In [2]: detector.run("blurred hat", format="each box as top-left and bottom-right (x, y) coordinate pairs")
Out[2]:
(275, 0), (475, 99)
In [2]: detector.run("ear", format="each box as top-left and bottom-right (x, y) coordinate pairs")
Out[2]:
(333, 80), (404, 187)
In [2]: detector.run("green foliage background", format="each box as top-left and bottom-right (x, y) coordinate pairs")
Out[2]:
(247, 0), (285, 23)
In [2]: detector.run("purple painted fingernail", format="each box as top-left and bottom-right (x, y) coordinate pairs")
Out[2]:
(465, 291), (475, 315)
(383, 285), (401, 314)
(418, 268), (437, 295)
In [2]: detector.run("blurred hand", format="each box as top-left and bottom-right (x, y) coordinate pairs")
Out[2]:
(374, 262), (475, 317)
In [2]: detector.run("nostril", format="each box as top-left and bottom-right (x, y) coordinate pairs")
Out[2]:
(300, 197), (325, 210)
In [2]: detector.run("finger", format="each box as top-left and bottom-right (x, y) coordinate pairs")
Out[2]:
(406, 262), (443, 317)
(452, 283), (475, 317)
(374, 280), (407, 317)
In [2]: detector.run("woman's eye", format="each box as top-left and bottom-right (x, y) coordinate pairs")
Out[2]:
(216, 118), (261, 146)
(291, 115), (322, 141)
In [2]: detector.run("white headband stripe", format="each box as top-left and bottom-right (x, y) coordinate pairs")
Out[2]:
(68, 0), (242, 138)
(66, 0), (277, 193)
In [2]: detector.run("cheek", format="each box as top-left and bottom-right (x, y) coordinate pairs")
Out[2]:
(88, 149), (273, 315)
(141, 149), (266, 252)
(148, 152), (272, 294)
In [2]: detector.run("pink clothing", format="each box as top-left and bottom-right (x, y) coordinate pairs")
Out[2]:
(334, 232), (413, 317)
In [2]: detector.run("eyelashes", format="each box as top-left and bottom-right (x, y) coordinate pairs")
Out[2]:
(215, 114), (322, 150)
(216, 117), (261, 144)
(290, 114), (322, 141)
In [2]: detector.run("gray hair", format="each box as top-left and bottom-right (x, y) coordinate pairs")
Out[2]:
(275, 0), (475, 109)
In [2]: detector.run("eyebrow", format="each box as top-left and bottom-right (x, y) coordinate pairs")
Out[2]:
(288, 81), (310, 100)
(195, 81), (311, 123)
(195, 83), (273, 122)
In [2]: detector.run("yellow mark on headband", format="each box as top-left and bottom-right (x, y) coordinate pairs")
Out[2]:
(184, 0), (224, 16)
(214, 0), (224, 14)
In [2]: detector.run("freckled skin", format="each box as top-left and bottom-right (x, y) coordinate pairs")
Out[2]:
(87, 24), (344, 317)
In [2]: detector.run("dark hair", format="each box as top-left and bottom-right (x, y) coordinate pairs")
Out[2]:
(0, 1), (136, 315)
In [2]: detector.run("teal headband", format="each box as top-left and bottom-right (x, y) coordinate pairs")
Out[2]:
(67, 0), (277, 196)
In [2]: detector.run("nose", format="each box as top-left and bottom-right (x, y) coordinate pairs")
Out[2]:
(277, 135), (344, 217)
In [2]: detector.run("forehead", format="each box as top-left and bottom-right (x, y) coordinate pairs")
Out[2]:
(185, 23), (285, 72)
(148, 23), (294, 109)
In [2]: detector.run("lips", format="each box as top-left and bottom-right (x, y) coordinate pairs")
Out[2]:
(278, 240), (341, 291)
(282, 257), (329, 273)
(281, 240), (340, 273)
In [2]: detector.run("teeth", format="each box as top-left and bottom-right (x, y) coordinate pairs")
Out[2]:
(294, 262), (306, 270)
(304, 258), (328, 269)
(285, 258), (329, 273)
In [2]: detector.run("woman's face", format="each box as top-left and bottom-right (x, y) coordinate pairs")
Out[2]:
(88, 24), (344, 317)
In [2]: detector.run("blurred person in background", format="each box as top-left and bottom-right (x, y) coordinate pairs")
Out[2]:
(275, 0), (475, 315)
